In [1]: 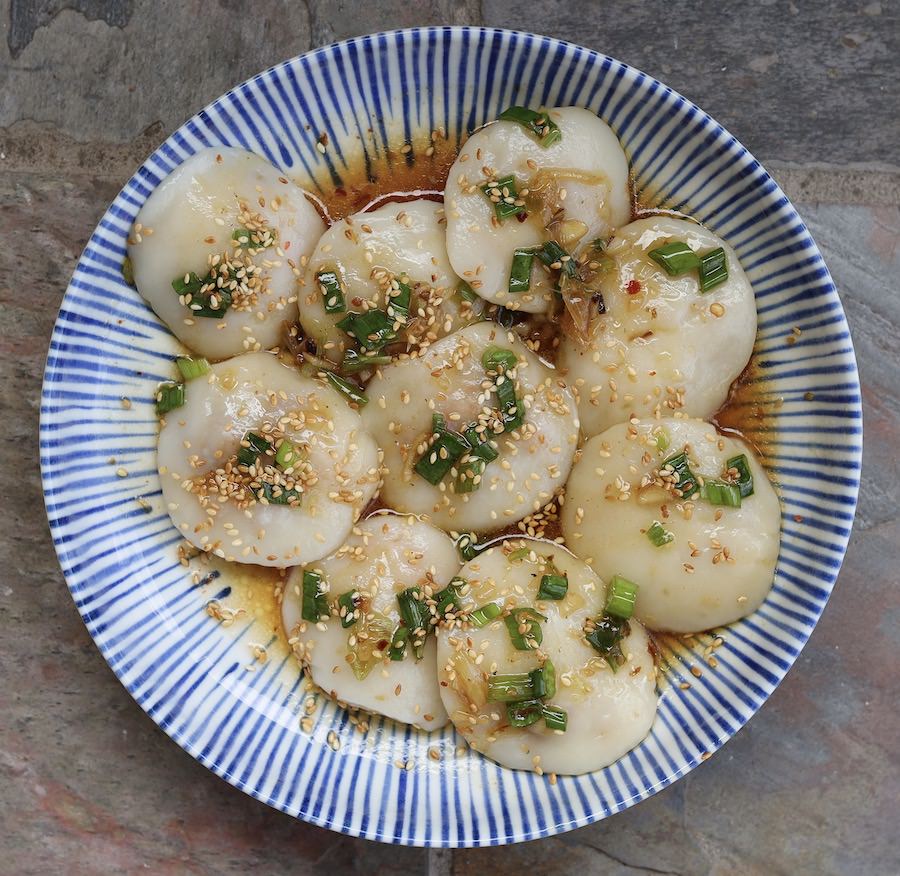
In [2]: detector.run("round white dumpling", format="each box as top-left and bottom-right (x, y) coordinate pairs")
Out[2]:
(435, 540), (658, 775)
(560, 418), (780, 632)
(557, 216), (757, 438)
(299, 199), (473, 364)
(129, 147), (325, 360)
(281, 514), (456, 730)
(444, 107), (631, 314)
(158, 352), (380, 566)
(360, 322), (579, 532)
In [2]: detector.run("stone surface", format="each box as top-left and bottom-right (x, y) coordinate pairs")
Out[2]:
(1, 2), (898, 875)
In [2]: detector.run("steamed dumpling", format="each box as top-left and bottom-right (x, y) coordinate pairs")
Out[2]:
(557, 216), (757, 438)
(129, 147), (325, 360)
(444, 107), (631, 314)
(560, 418), (780, 632)
(299, 199), (473, 364)
(157, 352), (380, 566)
(435, 540), (658, 774)
(281, 513), (456, 730)
(360, 322), (579, 532)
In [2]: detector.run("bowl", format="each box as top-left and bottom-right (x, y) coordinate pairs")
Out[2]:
(39, 27), (862, 846)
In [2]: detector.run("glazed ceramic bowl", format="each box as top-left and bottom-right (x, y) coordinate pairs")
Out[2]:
(39, 27), (862, 846)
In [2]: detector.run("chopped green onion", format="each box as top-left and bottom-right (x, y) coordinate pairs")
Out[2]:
(531, 240), (577, 278)
(654, 428), (671, 453)
(699, 247), (728, 292)
(339, 349), (392, 373)
(457, 280), (479, 303)
(481, 174), (524, 222)
(325, 371), (367, 407)
(386, 277), (412, 323)
(433, 577), (465, 619)
(493, 305), (524, 328)
(275, 440), (303, 469)
(237, 432), (272, 467)
(172, 271), (232, 318)
(175, 356), (211, 380)
(336, 309), (396, 350)
(231, 226), (275, 249)
(506, 698), (544, 728)
(648, 241), (701, 276)
(414, 421), (470, 485)
(155, 382), (184, 415)
(486, 672), (535, 702)
(661, 451), (700, 499)
(647, 521), (675, 547)
(397, 587), (429, 658)
(496, 377), (525, 432)
(456, 426), (499, 493)
(507, 547), (531, 563)
(337, 590), (360, 628)
(726, 454), (755, 498)
(591, 238), (606, 251)
(701, 478), (742, 507)
(455, 532), (484, 561)
(529, 658), (556, 699)
(509, 248), (534, 293)
(498, 106), (562, 147)
(541, 704), (568, 732)
(301, 570), (329, 622)
(254, 482), (302, 506)
(504, 607), (546, 650)
(122, 256), (134, 286)
(585, 613), (628, 669)
(317, 270), (346, 313)
(481, 345), (519, 374)
(469, 602), (501, 627)
(537, 573), (568, 601)
(605, 575), (638, 620)
(389, 625), (409, 661)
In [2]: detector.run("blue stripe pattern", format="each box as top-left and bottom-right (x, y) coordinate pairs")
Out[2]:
(39, 27), (862, 847)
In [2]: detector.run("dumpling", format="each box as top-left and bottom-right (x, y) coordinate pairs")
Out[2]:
(435, 540), (658, 774)
(129, 147), (325, 360)
(360, 322), (579, 532)
(157, 351), (380, 566)
(281, 513), (456, 730)
(444, 107), (631, 314)
(299, 199), (475, 365)
(560, 418), (780, 632)
(557, 215), (757, 438)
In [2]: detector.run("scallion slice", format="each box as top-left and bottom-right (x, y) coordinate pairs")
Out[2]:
(537, 572), (568, 601)
(701, 478), (742, 507)
(339, 349), (392, 374)
(726, 454), (754, 498)
(585, 613), (628, 669)
(541, 704), (568, 732)
(457, 280), (479, 303)
(661, 451), (700, 499)
(325, 371), (367, 407)
(175, 356), (211, 381)
(699, 247), (728, 292)
(646, 521), (674, 547)
(414, 422), (470, 485)
(387, 277), (412, 323)
(301, 570), (329, 622)
(507, 547), (531, 563)
(482, 174), (524, 222)
(337, 590), (360, 628)
(389, 625), (409, 661)
(336, 309), (396, 350)
(506, 698), (544, 728)
(481, 345), (519, 374)
(504, 607), (546, 651)
(172, 271), (232, 318)
(654, 428), (671, 453)
(469, 602), (501, 627)
(486, 672), (535, 702)
(237, 432), (272, 467)
(274, 440), (303, 469)
(532, 240), (577, 278)
(605, 575), (638, 620)
(156, 382), (184, 415)
(509, 248), (535, 293)
(397, 587), (429, 658)
(317, 270), (346, 313)
(456, 426), (499, 493)
(455, 532), (483, 561)
(529, 658), (556, 699)
(496, 378), (525, 432)
(254, 482), (302, 506)
(649, 241), (701, 276)
(498, 106), (562, 147)
(433, 577), (465, 619)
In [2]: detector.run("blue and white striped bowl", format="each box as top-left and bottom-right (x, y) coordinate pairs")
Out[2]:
(40, 28), (862, 846)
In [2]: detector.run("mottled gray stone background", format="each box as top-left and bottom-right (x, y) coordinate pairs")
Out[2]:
(1, 2), (897, 874)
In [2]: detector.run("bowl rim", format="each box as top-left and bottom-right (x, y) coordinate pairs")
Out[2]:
(39, 25), (863, 846)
